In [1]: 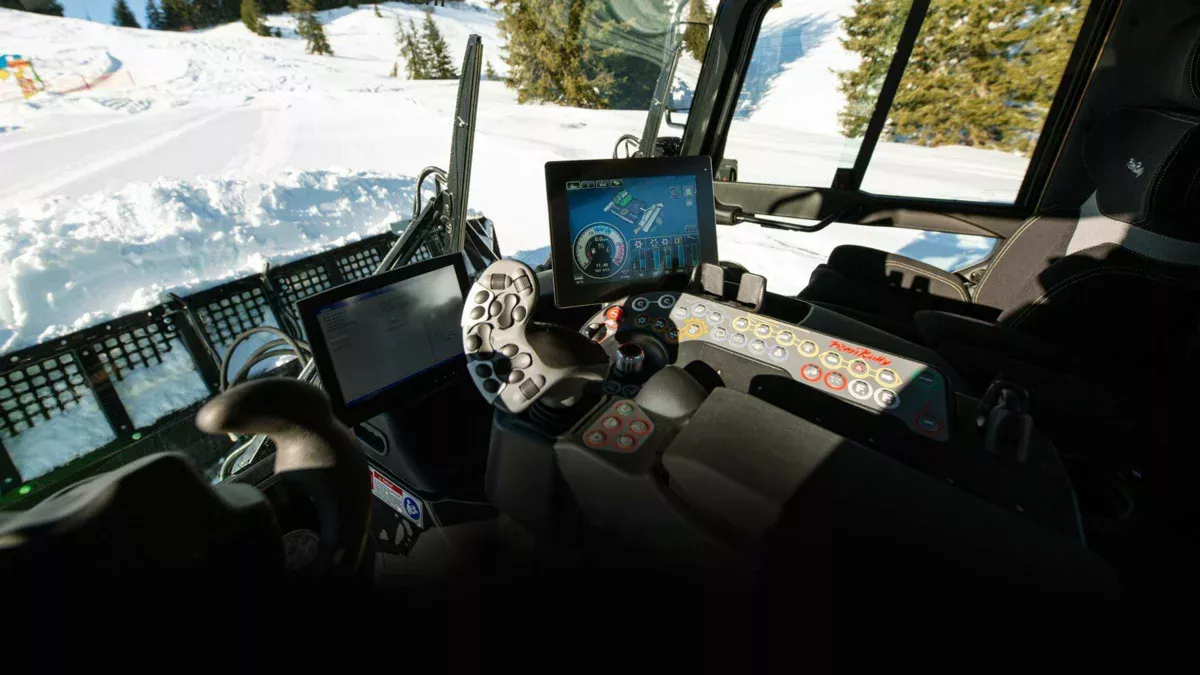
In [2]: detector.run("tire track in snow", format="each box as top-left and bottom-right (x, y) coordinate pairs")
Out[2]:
(3, 108), (235, 205)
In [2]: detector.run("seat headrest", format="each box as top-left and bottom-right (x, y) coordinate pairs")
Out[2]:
(1084, 108), (1200, 241)
(1152, 17), (1200, 109)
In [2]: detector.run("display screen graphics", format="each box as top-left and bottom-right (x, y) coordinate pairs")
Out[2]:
(565, 174), (701, 286)
(314, 265), (463, 405)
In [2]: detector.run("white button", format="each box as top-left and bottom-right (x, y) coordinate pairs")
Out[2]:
(770, 346), (788, 361)
(602, 416), (620, 429)
(657, 295), (676, 309)
(712, 327), (728, 341)
(733, 317), (749, 331)
(673, 306), (688, 319)
(849, 380), (873, 400)
(617, 435), (635, 449)
(631, 297), (650, 312)
(731, 333), (747, 347)
(708, 312), (723, 324)
(755, 324), (771, 337)
(692, 304), (707, 316)
(822, 352), (841, 367)
(878, 369), (898, 386)
(686, 323), (701, 336)
(799, 341), (818, 356)
(750, 339), (766, 353)
(630, 420), (649, 434)
(874, 388), (900, 409)
(777, 331), (794, 345)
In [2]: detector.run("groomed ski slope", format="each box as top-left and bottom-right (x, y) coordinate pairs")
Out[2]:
(1, 2), (1003, 357)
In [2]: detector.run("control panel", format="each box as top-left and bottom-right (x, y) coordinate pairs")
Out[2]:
(582, 292), (951, 441)
(580, 399), (656, 453)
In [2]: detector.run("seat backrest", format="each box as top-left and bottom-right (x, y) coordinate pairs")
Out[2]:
(975, 17), (1200, 313)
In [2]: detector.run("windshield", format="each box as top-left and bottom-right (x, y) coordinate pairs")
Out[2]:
(0, 1), (704, 494)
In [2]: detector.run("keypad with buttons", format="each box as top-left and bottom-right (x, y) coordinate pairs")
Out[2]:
(582, 399), (655, 453)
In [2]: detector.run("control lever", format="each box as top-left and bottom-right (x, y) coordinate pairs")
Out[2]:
(196, 378), (372, 576)
(976, 378), (1033, 464)
(461, 259), (609, 413)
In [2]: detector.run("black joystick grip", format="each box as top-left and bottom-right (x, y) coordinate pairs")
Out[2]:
(461, 260), (609, 413)
(196, 378), (371, 575)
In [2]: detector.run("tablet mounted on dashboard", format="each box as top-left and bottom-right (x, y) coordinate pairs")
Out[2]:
(298, 253), (470, 425)
(545, 156), (718, 308)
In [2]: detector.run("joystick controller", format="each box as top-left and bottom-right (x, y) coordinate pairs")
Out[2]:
(461, 260), (610, 413)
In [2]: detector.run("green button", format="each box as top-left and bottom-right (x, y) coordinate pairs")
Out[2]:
(617, 403), (634, 416)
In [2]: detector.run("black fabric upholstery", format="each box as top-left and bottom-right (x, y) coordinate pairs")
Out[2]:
(824, 244), (971, 301)
(1084, 109), (1200, 240)
(973, 208), (1079, 309)
(1152, 16), (1200, 109)
(997, 243), (1200, 371)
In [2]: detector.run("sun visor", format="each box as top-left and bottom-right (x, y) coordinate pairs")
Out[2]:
(1084, 108), (1200, 241)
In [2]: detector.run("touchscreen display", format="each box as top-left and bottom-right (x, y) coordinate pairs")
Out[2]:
(565, 174), (701, 286)
(313, 265), (463, 406)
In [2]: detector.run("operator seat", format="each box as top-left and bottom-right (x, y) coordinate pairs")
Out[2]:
(798, 19), (1200, 366)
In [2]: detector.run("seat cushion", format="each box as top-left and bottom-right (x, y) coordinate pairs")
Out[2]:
(823, 244), (972, 302)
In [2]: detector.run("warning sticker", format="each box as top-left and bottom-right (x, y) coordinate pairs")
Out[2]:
(370, 469), (424, 528)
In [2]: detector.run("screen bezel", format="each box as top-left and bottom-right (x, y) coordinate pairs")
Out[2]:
(298, 253), (470, 426)
(545, 156), (717, 308)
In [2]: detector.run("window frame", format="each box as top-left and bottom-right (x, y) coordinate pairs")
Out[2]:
(682, 0), (1120, 233)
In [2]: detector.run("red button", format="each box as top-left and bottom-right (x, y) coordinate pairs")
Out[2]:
(824, 371), (847, 390)
(605, 306), (624, 323)
(800, 364), (823, 382)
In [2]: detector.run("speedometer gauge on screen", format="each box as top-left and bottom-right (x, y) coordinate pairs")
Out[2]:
(547, 157), (717, 308)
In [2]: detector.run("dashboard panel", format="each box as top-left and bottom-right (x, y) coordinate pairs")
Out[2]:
(582, 291), (952, 441)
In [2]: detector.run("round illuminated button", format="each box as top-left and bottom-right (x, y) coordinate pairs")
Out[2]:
(630, 420), (649, 434)
(635, 315), (649, 327)
(602, 416), (620, 429)
(631, 297), (650, 312)
(708, 311), (724, 324)
(652, 318), (668, 331)
(849, 360), (869, 377)
(657, 295), (676, 309)
(875, 388), (900, 409)
(799, 341), (818, 357)
(821, 352), (842, 368)
(825, 371), (847, 390)
(686, 323), (702, 337)
(617, 402), (635, 416)
(777, 331), (795, 346)
(712, 327), (728, 341)
(733, 317), (749, 331)
(672, 306), (688, 320)
(731, 333), (747, 347)
(770, 346), (788, 361)
(605, 306), (624, 323)
(601, 381), (621, 395)
(848, 379), (873, 400)
(750, 339), (766, 353)
(917, 414), (941, 433)
(667, 329), (679, 341)
(877, 369), (899, 387)
(755, 324), (771, 337)
(586, 430), (606, 446)
(801, 364), (823, 382)
(692, 303), (707, 316)
(616, 435), (635, 450)
(916, 371), (937, 388)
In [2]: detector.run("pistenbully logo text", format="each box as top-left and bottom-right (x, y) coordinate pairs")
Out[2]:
(1127, 158), (1145, 177)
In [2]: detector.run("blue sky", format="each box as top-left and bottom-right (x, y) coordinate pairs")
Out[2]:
(61, 0), (150, 28)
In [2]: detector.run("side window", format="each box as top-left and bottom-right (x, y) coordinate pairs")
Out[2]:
(724, 0), (1092, 204)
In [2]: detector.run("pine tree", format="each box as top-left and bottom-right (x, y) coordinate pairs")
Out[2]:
(160, 0), (193, 29)
(112, 0), (141, 27)
(28, 1), (65, 15)
(494, 0), (616, 108)
(192, 0), (223, 28)
(374, 4), (381, 18)
(390, 61), (399, 78)
(682, 0), (711, 63)
(398, 17), (427, 79)
(289, 0), (333, 56)
(145, 0), (164, 28)
(421, 10), (457, 79)
(242, 0), (268, 35)
(837, 0), (1089, 154)
(484, 60), (497, 80)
